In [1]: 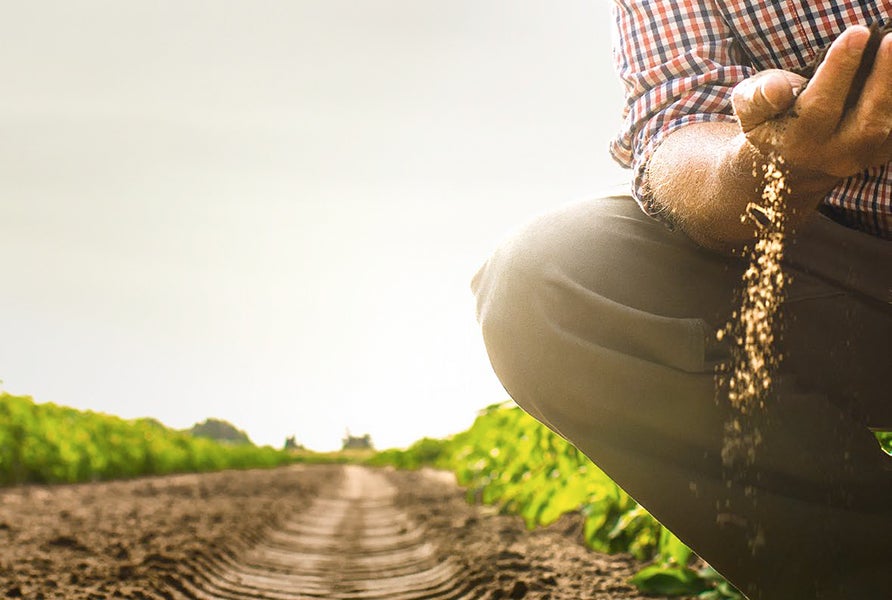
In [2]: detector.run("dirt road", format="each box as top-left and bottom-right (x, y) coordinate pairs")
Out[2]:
(0, 464), (660, 599)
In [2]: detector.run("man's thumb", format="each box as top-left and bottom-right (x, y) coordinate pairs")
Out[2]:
(732, 70), (804, 132)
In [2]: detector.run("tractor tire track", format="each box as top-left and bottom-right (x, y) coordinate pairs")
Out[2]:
(166, 465), (479, 600)
(2, 464), (660, 599)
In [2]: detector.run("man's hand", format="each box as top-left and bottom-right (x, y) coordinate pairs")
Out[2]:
(732, 26), (892, 180)
(646, 25), (891, 251)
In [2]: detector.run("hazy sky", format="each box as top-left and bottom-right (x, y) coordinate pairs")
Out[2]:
(1, 0), (628, 451)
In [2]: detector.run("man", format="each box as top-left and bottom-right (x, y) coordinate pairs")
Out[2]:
(472, 2), (891, 598)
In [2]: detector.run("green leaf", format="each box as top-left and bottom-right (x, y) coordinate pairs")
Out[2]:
(658, 527), (693, 566)
(630, 565), (711, 596)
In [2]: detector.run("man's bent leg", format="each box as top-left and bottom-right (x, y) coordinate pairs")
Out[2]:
(472, 197), (892, 600)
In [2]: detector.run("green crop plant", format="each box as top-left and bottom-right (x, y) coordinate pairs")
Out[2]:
(0, 393), (293, 486)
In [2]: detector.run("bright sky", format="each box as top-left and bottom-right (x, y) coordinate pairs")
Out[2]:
(0, 0), (629, 451)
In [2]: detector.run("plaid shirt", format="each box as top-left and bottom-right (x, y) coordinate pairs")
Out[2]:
(610, 0), (891, 239)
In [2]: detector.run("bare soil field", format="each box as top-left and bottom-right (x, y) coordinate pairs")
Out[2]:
(0, 464), (666, 599)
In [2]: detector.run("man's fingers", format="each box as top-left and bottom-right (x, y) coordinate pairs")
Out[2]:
(735, 26), (891, 177)
(846, 33), (892, 150)
(733, 70), (804, 132)
(797, 26), (872, 131)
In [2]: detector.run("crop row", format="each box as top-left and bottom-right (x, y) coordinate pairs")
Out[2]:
(0, 393), (293, 485)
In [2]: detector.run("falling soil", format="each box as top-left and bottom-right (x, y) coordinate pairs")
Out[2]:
(718, 155), (788, 418)
(714, 151), (790, 559)
(0, 464), (675, 600)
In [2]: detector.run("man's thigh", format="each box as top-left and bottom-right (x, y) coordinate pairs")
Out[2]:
(474, 195), (890, 426)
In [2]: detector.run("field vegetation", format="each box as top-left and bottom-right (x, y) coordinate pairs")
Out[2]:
(0, 393), (295, 485)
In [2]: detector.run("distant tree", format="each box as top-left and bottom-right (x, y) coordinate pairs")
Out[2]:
(283, 435), (305, 451)
(341, 431), (374, 450)
(187, 418), (253, 445)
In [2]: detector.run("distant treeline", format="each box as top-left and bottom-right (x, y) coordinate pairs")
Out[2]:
(0, 393), (293, 486)
(186, 418), (253, 445)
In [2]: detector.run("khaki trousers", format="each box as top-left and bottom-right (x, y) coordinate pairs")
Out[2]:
(472, 196), (892, 599)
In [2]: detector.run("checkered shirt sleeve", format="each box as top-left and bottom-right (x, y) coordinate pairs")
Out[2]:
(609, 0), (756, 217)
